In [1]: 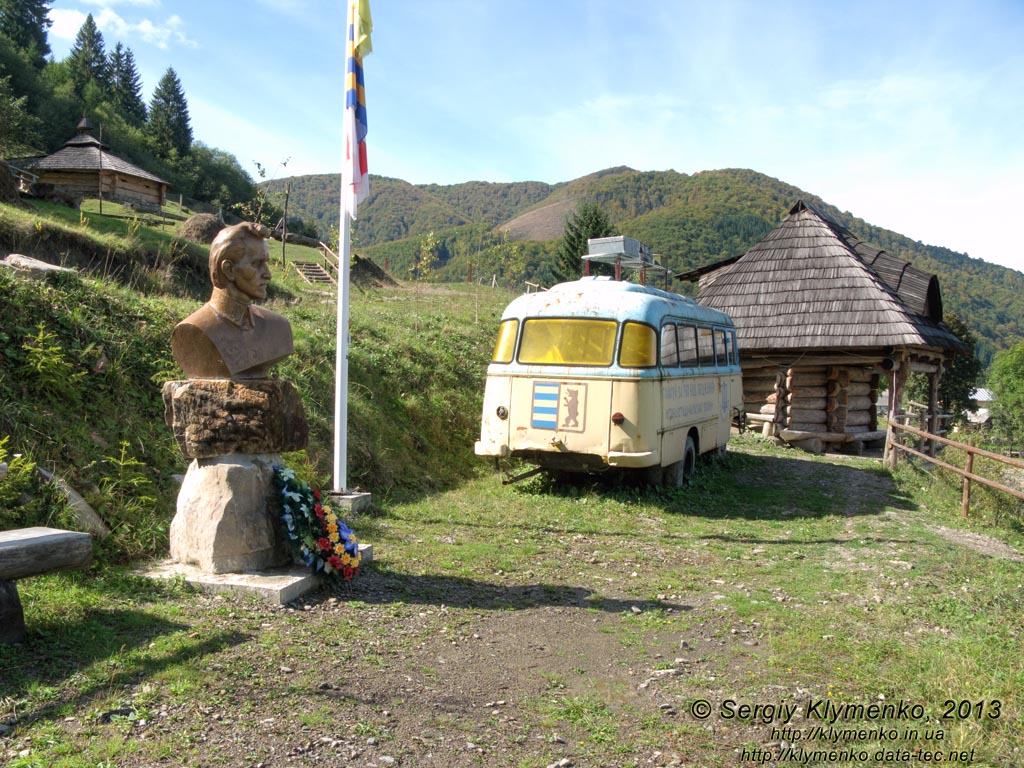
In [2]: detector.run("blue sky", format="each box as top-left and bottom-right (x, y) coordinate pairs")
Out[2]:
(47, 0), (1024, 273)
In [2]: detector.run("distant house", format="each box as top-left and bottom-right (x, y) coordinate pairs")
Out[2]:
(966, 388), (994, 427)
(679, 201), (965, 453)
(10, 118), (169, 208)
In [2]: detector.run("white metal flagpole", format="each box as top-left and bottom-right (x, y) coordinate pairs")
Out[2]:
(333, 208), (351, 493)
(335, 0), (372, 494)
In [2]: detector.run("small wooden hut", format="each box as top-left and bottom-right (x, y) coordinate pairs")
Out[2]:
(13, 118), (168, 208)
(680, 201), (965, 454)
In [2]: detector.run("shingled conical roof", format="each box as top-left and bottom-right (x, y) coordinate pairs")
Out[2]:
(16, 121), (168, 185)
(695, 201), (964, 354)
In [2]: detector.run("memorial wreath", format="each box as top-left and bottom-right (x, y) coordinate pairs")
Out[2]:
(272, 466), (361, 581)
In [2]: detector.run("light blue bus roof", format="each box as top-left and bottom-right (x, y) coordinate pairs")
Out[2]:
(500, 277), (735, 328)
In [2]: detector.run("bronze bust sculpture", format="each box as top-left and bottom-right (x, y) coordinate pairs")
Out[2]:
(172, 222), (293, 379)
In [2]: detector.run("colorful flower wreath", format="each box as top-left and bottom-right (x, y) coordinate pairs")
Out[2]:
(272, 466), (361, 581)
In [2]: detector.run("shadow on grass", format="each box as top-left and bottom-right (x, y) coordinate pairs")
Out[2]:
(507, 451), (915, 520)
(0, 605), (249, 731)
(323, 565), (692, 615)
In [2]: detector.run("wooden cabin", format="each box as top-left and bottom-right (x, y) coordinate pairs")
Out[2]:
(13, 118), (168, 208)
(679, 201), (966, 454)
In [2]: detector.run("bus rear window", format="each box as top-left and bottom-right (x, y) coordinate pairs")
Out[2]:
(518, 318), (617, 365)
(619, 322), (657, 368)
(491, 319), (519, 363)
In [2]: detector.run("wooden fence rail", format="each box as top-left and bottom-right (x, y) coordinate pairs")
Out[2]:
(887, 421), (1024, 518)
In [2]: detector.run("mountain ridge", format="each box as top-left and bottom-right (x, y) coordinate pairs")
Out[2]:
(263, 167), (1022, 363)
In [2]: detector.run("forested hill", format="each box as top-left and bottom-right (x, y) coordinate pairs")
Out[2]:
(268, 167), (1023, 362)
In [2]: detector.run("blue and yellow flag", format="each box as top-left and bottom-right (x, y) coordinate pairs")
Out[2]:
(342, 0), (372, 219)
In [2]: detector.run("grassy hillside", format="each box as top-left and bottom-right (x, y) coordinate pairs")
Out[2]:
(0, 199), (512, 562)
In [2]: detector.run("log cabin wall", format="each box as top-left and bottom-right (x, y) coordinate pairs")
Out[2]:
(741, 362), (886, 451)
(36, 170), (164, 207)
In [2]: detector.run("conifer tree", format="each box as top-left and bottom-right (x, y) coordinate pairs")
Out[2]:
(66, 13), (108, 97)
(0, 0), (52, 68)
(108, 43), (146, 126)
(146, 67), (192, 159)
(554, 202), (614, 282)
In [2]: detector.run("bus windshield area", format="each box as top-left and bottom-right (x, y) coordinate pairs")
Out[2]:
(517, 318), (617, 365)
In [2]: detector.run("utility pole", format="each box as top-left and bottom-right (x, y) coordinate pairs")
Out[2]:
(281, 181), (290, 268)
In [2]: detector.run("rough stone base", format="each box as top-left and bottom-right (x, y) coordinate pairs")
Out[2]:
(162, 378), (309, 459)
(170, 453), (292, 574)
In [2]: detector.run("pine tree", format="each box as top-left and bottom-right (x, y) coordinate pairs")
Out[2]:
(554, 202), (614, 282)
(66, 13), (107, 97)
(0, 0), (52, 68)
(108, 43), (146, 126)
(147, 67), (192, 159)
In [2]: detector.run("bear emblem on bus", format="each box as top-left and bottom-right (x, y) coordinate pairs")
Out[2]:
(562, 388), (580, 429)
(530, 382), (586, 432)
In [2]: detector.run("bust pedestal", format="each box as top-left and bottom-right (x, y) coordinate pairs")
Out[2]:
(163, 379), (308, 574)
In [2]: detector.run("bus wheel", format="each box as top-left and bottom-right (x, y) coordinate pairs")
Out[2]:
(666, 436), (697, 487)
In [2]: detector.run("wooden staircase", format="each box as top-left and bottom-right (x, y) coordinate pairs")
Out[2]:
(292, 260), (335, 285)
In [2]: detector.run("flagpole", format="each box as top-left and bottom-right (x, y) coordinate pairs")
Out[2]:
(335, 0), (371, 495)
(333, 206), (351, 493)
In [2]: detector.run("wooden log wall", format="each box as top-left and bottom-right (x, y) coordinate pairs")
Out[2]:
(37, 170), (164, 207)
(742, 362), (885, 449)
(742, 363), (883, 446)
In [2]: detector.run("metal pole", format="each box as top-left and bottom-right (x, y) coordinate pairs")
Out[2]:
(333, 210), (351, 493)
(281, 181), (290, 268)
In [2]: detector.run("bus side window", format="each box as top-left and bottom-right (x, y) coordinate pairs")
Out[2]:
(715, 329), (728, 368)
(620, 322), (657, 368)
(660, 323), (679, 367)
(729, 330), (738, 365)
(492, 319), (519, 363)
(698, 327), (715, 368)
(679, 325), (699, 367)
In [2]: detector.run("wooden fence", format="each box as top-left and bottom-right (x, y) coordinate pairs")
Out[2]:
(887, 421), (1024, 518)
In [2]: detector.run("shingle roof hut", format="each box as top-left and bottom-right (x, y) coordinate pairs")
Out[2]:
(680, 200), (965, 454)
(13, 118), (168, 208)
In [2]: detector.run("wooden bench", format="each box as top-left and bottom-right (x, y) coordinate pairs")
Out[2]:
(0, 527), (93, 643)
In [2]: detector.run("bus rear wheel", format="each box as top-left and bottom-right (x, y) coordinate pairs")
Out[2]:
(664, 436), (697, 488)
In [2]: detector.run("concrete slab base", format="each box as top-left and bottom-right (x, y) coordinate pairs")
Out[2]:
(326, 490), (372, 514)
(139, 543), (373, 606)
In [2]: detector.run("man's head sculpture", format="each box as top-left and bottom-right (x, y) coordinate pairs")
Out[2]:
(171, 222), (294, 379)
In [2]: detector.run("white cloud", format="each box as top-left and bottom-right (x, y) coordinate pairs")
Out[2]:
(93, 9), (196, 50)
(48, 9), (89, 41)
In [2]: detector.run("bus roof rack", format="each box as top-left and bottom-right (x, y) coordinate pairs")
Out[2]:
(583, 236), (671, 281)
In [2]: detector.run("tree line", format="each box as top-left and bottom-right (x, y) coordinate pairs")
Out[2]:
(0, 1), (314, 234)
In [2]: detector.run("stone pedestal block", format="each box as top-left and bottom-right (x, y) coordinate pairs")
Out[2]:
(163, 379), (308, 459)
(170, 453), (292, 574)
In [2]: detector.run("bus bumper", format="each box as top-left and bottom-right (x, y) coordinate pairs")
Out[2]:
(606, 450), (655, 468)
(475, 441), (510, 458)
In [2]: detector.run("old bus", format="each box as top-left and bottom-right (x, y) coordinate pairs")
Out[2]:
(475, 247), (741, 485)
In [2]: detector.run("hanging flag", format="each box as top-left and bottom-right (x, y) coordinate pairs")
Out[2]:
(342, 0), (373, 219)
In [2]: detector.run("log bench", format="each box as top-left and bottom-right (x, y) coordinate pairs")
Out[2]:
(0, 527), (93, 643)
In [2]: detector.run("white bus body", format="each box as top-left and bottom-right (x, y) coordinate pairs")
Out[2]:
(475, 276), (742, 484)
